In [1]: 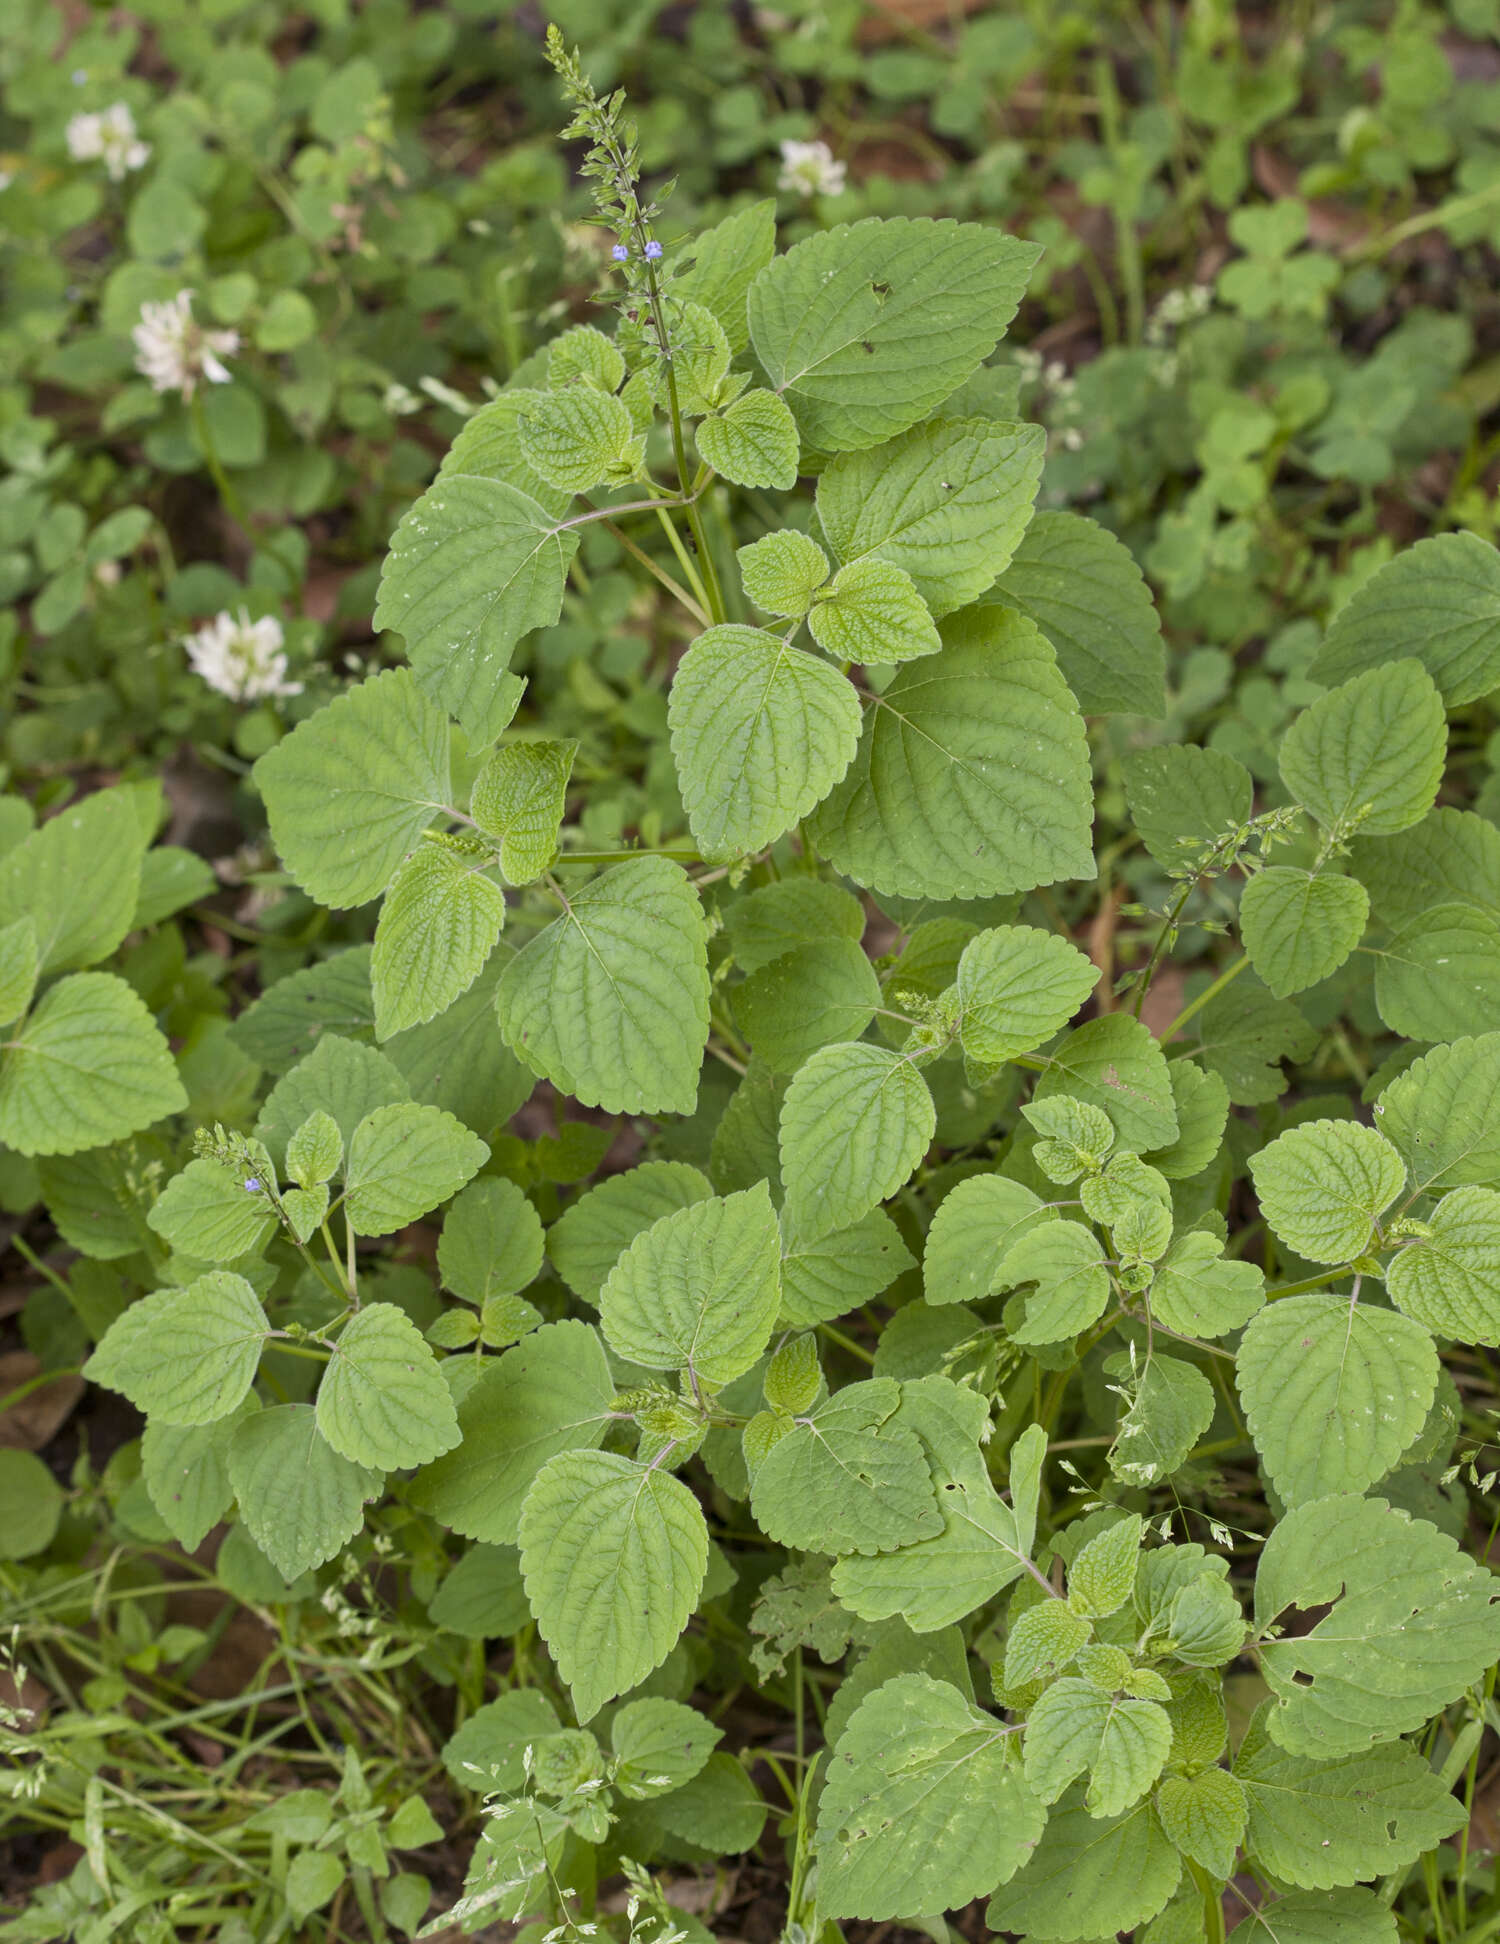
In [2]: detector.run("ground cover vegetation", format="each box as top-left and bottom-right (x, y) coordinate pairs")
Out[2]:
(5, 2), (1500, 1940)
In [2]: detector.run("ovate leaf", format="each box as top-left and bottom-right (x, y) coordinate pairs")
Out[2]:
(956, 924), (1099, 1068)
(1107, 1352), (1216, 1488)
(519, 387), (637, 492)
(343, 1103), (488, 1236)
(807, 559), (941, 665)
(1376, 1032), (1500, 1194)
(734, 938), (881, 1075)
(471, 740), (576, 885)
(737, 529), (829, 618)
(547, 1162), (712, 1305)
(923, 1174), (1053, 1307)
(0, 973), (186, 1158)
(1374, 904), (1500, 1042)
(439, 1176), (545, 1304)
(318, 1302), (461, 1469)
(780, 1207), (914, 1325)
(671, 199), (775, 353)
(747, 216), (1039, 451)
(1309, 530), (1500, 706)
(255, 1035), (408, 1173)
(1248, 1119), (1405, 1263)
(669, 626), (861, 862)
(985, 1790), (1181, 1942)
(1155, 1768), (1246, 1880)
(749, 1377), (942, 1556)
(996, 1220), (1111, 1346)
(1149, 1231), (1265, 1338)
(780, 1042), (935, 1244)
(1033, 1013), (1179, 1152)
(1388, 1185), (1500, 1344)
(495, 858), (710, 1116)
(1144, 1065), (1230, 1180)
(0, 786), (149, 975)
(147, 1159), (278, 1263)
(696, 388), (800, 488)
(1279, 660), (1447, 839)
(1240, 869), (1369, 998)
(254, 669), (451, 909)
(611, 1698), (721, 1800)
(86, 1272), (267, 1425)
(228, 1404), (382, 1581)
(142, 1399), (256, 1550)
(371, 845), (506, 1040)
(518, 1448), (708, 1722)
(1023, 1678), (1171, 1818)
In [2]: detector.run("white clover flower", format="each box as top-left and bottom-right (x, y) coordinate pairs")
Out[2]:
(777, 138), (847, 199)
(66, 103), (150, 182)
(183, 610), (301, 703)
(132, 290), (239, 399)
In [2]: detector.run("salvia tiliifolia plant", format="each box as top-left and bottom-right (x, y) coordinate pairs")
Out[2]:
(7, 27), (1500, 1944)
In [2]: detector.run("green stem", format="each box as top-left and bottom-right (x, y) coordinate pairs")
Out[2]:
(651, 502), (712, 616)
(1158, 954), (1249, 1044)
(189, 392), (252, 536)
(557, 843), (701, 866)
(642, 260), (728, 624)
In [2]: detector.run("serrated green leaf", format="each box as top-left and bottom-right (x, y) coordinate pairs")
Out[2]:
(1034, 1013), (1179, 1153)
(0, 785), (150, 976)
(807, 607), (1094, 901)
(654, 1750), (768, 1856)
(997, 1220), (1111, 1346)
(1254, 1493), (1500, 1756)
(725, 876), (866, 973)
(781, 1206), (914, 1325)
(780, 1041), (935, 1244)
(1351, 807), (1500, 930)
(433, 390), (572, 517)
(1236, 1729), (1464, 1891)
(255, 1034), (409, 1174)
(1237, 1295), (1437, 1506)
(1148, 1231), (1265, 1338)
(228, 1403), (382, 1581)
(1191, 972), (1318, 1107)
(956, 924), (1099, 1068)
(1374, 902), (1500, 1042)
(374, 478), (578, 742)
(763, 1333), (821, 1414)
(0, 916), (38, 1026)
(141, 1397), (257, 1550)
(1144, 1065), (1231, 1180)
(669, 625), (862, 863)
(1279, 661), (1447, 839)
(734, 937), (881, 1075)
(131, 846), (216, 930)
(670, 199), (775, 353)
(600, 1182), (781, 1384)
(696, 388), (800, 488)
(547, 1161), (712, 1304)
(1025, 1678), (1171, 1818)
(1227, 1888), (1397, 1943)
(1240, 869), (1369, 998)
(406, 1320), (614, 1542)
(985, 510), (1166, 717)
(749, 1376), (941, 1556)
(814, 1673), (1044, 1919)
(1005, 1601), (1092, 1690)
(520, 387), (638, 491)
(495, 857), (709, 1116)
(439, 1176), (544, 1305)
(808, 559), (941, 665)
(817, 417), (1044, 617)
(317, 1302), (460, 1469)
(985, 1789), (1181, 1942)
(737, 529), (829, 618)
(254, 670), (451, 910)
(1068, 1515), (1143, 1619)
(0, 972), (186, 1158)
(371, 845), (506, 1040)
(1309, 530), (1500, 706)
(470, 739), (576, 885)
(384, 957), (532, 1137)
(1389, 1185), (1500, 1343)
(1124, 745), (1254, 878)
(611, 1698), (721, 1800)
(86, 1271), (267, 1424)
(343, 1102), (487, 1236)
(923, 1174), (1053, 1306)
(228, 949), (376, 1075)
(1248, 1119), (1404, 1263)
(427, 1544), (529, 1640)
(1107, 1352), (1215, 1488)
(1156, 1768), (1246, 1880)
(518, 1447), (708, 1722)
(146, 1158), (277, 1263)
(747, 216), (1038, 451)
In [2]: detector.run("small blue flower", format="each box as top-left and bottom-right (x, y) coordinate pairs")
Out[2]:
(611, 243), (629, 262)
(644, 240), (663, 261)
(244, 1177), (261, 1192)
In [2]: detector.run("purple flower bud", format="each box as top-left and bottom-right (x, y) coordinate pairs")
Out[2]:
(244, 1177), (261, 1192)
(644, 240), (663, 261)
(611, 243), (629, 262)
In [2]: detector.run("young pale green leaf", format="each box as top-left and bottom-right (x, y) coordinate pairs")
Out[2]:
(747, 216), (1039, 451)
(1155, 1769), (1246, 1881)
(286, 1111), (342, 1189)
(317, 1302), (460, 1470)
(736, 529), (829, 618)
(1309, 530), (1500, 706)
(985, 510), (1166, 718)
(670, 199), (775, 352)
(599, 1182), (781, 1385)
(546, 323), (625, 392)
(1254, 1493), (1500, 1756)
(1144, 1065), (1231, 1180)
(1080, 1152), (1170, 1233)
(1033, 1013), (1179, 1153)
(733, 937), (881, 1075)
(518, 1447), (708, 1723)
(831, 1378), (1031, 1630)
(86, 1272), (267, 1424)
(254, 669), (451, 910)
(1279, 660), (1446, 839)
(255, 1035), (409, 1174)
(696, 388), (800, 488)
(780, 1041), (935, 1244)
(669, 625), (862, 863)
(439, 1176), (544, 1305)
(0, 916), (38, 1025)
(1236, 1730), (1465, 1891)
(495, 857), (709, 1116)
(228, 1404), (382, 1582)
(1351, 807), (1500, 930)
(1024, 1678), (1172, 1818)
(0, 972), (186, 1158)
(1005, 1601), (1092, 1690)
(1237, 1295), (1438, 1506)
(0, 785), (150, 976)
(141, 1397), (257, 1551)
(763, 1333), (821, 1415)
(1068, 1515), (1143, 1619)
(923, 1174), (1053, 1307)
(780, 1207), (914, 1325)
(470, 739), (576, 885)
(1248, 1119), (1405, 1263)
(374, 478), (579, 742)
(814, 1674), (1044, 1919)
(547, 1161), (712, 1305)
(1148, 1231), (1265, 1338)
(1228, 1889), (1398, 1943)
(611, 1698), (722, 1800)
(956, 924), (1099, 1068)
(1376, 1032), (1500, 1195)
(807, 607), (1094, 901)
(1240, 869), (1369, 998)
(997, 1221), (1111, 1346)
(519, 387), (638, 491)
(146, 1159), (277, 1263)
(749, 1377), (942, 1556)
(1107, 1352), (1216, 1489)
(1374, 903), (1500, 1042)
(1388, 1185), (1500, 1343)
(1125, 744), (1254, 878)
(985, 1789), (1181, 1942)
(343, 1102), (488, 1236)
(371, 845), (506, 1041)
(407, 1319), (614, 1542)
(816, 417), (1044, 616)
(807, 559), (941, 665)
